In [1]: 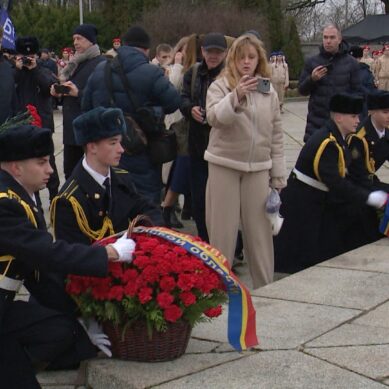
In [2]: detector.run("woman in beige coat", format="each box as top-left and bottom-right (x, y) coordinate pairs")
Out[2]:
(205, 34), (286, 289)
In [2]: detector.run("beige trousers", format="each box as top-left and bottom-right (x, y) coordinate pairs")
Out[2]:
(206, 163), (274, 289)
(273, 82), (285, 106)
(378, 78), (389, 91)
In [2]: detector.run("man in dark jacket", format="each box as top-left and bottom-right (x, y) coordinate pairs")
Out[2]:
(0, 26), (17, 125)
(82, 26), (180, 205)
(0, 124), (135, 388)
(51, 24), (105, 179)
(274, 94), (386, 274)
(298, 24), (361, 142)
(51, 106), (164, 246)
(14, 36), (60, 201)
(180, 32), (227, 242)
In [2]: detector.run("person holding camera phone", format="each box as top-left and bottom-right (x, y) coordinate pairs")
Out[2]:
(205, 33), (286, 289)
(298, 24), (361, 142)
(14, 36), (60, 202)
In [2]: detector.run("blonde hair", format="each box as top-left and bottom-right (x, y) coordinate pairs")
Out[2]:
(221, 34), (271, 89)
(183, 33), (201, 73)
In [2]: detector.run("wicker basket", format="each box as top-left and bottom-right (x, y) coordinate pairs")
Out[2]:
(103, 320), (192, 362)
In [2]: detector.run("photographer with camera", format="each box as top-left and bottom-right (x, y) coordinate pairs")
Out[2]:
(14, 36), (60, 201)
(205, 33), (286, 289)
(298, 24), (361, 142)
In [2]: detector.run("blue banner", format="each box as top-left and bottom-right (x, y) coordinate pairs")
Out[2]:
(0, 8), (16, 50)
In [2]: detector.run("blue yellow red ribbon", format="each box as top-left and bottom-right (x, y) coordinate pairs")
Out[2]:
(133, 226), (259, 351)
(379, 201), (389, 236)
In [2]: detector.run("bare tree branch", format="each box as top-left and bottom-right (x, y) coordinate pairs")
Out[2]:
(286, 0), (327, 11)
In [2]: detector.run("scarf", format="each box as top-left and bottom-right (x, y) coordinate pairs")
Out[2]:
(59, 44), (101, 82)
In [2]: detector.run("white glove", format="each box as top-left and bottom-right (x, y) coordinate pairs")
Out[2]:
(110, 234), (136, 263)
(366, 191), (387, 209)
(78, 318), (112, 357)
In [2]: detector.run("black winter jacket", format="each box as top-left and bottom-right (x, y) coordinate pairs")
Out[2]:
(82, 46), (180, 120)
(15, 64), (57, 130)
(298, 42), (361, 142)
(63, 55), (105, 145)
(0, 54), (16, 125)
(180, 60), (224, 158)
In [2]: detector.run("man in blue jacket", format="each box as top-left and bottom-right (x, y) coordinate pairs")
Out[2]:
(298, 24), (361, 142)
(82, 26), (180, 205)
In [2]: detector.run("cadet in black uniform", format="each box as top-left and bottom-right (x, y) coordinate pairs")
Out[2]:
(274, 94), (387, 274)
(51, 106), (163, 246)
(348, 91), (389, 192)
(0, 125), (136, 388)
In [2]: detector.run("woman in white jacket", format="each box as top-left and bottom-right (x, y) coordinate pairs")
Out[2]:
(205, 34), (286, 288)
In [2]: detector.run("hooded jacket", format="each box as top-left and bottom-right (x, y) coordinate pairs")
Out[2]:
(205, 76), (286, 188)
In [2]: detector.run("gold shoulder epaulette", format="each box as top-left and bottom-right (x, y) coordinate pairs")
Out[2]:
(313, 134), (346, 181)
(0, 190), (37, 227)
(57, 179), (79, 199)
(112, 167), (128, 174)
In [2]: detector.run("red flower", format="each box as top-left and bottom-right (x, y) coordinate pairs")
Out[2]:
(157, 292), (174, 309)
(122, 268), (138, 283)
(164, 304), (183, 322)
(109, 262), (123, 279)
(204, 306), (223, 318)
(173, 246), (187, 256)
(138, 287), (153, 304)
(160, 276), (176, 292)
(179, 291), (197, 307)
(26, 104), (42, 128)
(133, 255), (153, 269)
(177, 273), (196, 291)
(142, 265), (159, 283)
(124, 282), (138, 297)
(108, 285), (124, 301)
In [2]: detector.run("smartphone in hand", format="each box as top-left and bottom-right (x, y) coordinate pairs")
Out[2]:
(54, 84), (71, 94)
(257, 77), (271, 94)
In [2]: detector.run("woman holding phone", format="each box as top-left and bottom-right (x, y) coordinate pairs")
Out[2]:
(205, 34), (286, 288)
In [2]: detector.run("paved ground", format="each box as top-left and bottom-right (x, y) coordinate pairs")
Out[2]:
(36, 101), (389, 388)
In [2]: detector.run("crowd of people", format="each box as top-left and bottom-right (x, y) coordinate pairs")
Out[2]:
(1, 19), (389, 387)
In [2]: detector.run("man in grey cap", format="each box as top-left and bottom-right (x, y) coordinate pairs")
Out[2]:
(180, 32), (227, 242)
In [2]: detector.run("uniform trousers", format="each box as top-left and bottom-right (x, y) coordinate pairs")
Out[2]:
(206, 163), (273, 289)
(273, 82), (286, 106)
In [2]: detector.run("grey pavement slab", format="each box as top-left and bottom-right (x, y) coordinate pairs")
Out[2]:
(306, 322), (389, 347)
(37, 370), (78, 385)
(318, 240), (389, 273)
(87, 352), (247, 389)
(192, 296), (359, 350)
(306, 345), (389, 384)
(354, 300), (389, 328)
(154, 350), (386, 389)
(252, 266), (389, 310)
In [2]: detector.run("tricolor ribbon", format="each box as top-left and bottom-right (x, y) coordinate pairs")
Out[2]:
(133, 226), (259, 351)
(379, 200), (389, 236)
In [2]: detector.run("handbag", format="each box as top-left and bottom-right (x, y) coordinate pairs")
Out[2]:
(109, 57), (177, 164)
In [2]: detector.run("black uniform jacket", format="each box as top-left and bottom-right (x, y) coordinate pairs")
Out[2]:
(274, 120), (375, 273)
(348, 116), (389, 192)
(0, 170), (108, 325)
(51, 162), (164, 245)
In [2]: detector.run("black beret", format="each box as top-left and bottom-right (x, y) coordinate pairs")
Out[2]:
(15, 36), (40, 55)
(123, 26), (151, 49)
(73, 24), (98, 44)
(367, 91), (389, 110)
(73, 107), (127, 145)
(329, 93), (364, 114)
(0, 125), (53, 162)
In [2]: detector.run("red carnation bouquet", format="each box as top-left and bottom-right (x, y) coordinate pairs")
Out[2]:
(0, 104), (42, 132)
(66, 227), (227, 335)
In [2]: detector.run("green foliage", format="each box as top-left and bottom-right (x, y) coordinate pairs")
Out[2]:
(282, 17), (304, 80)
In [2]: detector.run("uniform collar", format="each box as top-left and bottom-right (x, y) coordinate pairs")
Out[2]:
(82, 157), (111, 188)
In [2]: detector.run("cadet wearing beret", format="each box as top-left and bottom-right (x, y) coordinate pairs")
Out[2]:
(51, 107), (163, 247)
(348, 91), (389, 192)
(0, 124), (137, 387)
(274, 93), (387, 274)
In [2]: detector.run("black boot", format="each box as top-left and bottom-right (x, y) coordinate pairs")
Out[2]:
(162, 206), (183, 229)
(181, 195), (193, 220)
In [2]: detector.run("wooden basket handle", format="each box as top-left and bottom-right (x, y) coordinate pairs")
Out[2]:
(127, 215), (153, 238)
